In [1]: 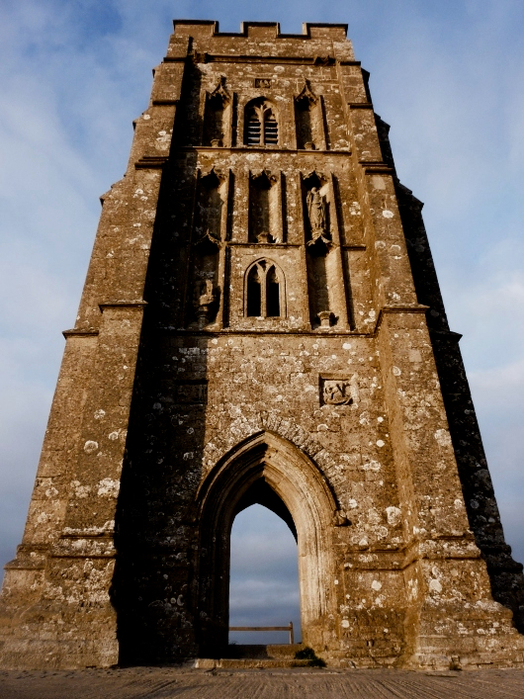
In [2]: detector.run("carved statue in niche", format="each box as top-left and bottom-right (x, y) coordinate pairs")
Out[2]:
(307, 187), (331, 246)
(188, 167), (224, 328)
(194, 168), (224, 249)
(194, 279), (216, 327)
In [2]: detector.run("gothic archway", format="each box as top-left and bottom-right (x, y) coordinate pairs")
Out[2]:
(194, 431), (338, 656)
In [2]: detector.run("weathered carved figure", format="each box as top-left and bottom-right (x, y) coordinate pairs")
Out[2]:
(306, 187), (330, 245)
(194, 278), (216, 326)
(323, 380), (353, 405)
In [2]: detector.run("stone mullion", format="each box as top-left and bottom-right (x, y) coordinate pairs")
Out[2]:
(274, 172), (284, 243)
(214, 170), (231, 329)
(222, 244), (232, 327)
(225, 93), (235, 148)
(260, 265), (268, 318)
(234, 170), (249, 242)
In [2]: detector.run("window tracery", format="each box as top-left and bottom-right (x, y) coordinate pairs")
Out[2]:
(245, 99), (279, 146)
(245, 260), (284, 318)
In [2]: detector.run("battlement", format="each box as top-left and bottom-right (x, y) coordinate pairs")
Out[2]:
(172, 20), (348, 40)
(169, 20), (353, 61)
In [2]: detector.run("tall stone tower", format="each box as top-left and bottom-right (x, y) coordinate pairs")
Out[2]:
(1, 20), (524, 671)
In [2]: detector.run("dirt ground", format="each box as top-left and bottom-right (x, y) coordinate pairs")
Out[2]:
(1, 666), (524, 699)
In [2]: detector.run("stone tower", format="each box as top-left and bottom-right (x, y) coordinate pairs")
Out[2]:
(1, 20), (524, 671)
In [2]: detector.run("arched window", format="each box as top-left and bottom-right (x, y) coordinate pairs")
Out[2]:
(245, 260), (285, 318)
(245, 99), (279, 146)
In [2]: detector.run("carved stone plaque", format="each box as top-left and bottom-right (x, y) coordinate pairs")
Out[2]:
(320, 375), (359, 406)
(254, 78), (272, 88)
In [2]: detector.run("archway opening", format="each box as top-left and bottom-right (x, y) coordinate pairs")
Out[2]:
(196, 432), (338, 656)
(229, 502), (301, 646)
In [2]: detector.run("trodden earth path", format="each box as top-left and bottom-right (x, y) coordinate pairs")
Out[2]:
(2, 667), (524, 698)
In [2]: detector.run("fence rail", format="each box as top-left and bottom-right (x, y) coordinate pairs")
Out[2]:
(229, 621), (294, 644)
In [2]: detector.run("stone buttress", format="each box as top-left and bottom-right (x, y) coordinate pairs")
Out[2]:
(1, 20), (524, 670)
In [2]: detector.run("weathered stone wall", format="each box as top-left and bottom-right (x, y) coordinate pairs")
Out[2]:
(1, 20), (524, 671)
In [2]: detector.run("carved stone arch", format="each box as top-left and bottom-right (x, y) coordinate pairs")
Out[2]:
(250, 168), (277, 186)
(209, 75), (231, 106)
(244, 97), (279, 146)
(194, 430), (339, 655)
(199, 165), (226, 184)
(201, 412), (348, 508)
(244, 258), (286, 318)
(296, 79), (318, 106)
(302, 169), (326, 189)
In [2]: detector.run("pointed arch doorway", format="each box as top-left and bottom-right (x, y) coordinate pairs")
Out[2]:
(195, 431), (338, 657)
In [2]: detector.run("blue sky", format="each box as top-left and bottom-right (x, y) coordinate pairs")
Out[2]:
(1, 0), (524, 633)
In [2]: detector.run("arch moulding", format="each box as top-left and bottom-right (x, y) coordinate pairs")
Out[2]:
(194, 430), (340, 655)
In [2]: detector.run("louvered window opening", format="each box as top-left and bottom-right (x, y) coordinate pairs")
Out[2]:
(264, 115), (278, 145)
(246, 105), (278, 146)
(247, 115), (261, 145)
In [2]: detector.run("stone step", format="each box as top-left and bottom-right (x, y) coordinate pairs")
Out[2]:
(268, 643), (306, 658)
(193, 657), (314, 670)
(193, 644), (321, 669)
(226, 643), (305, 659)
